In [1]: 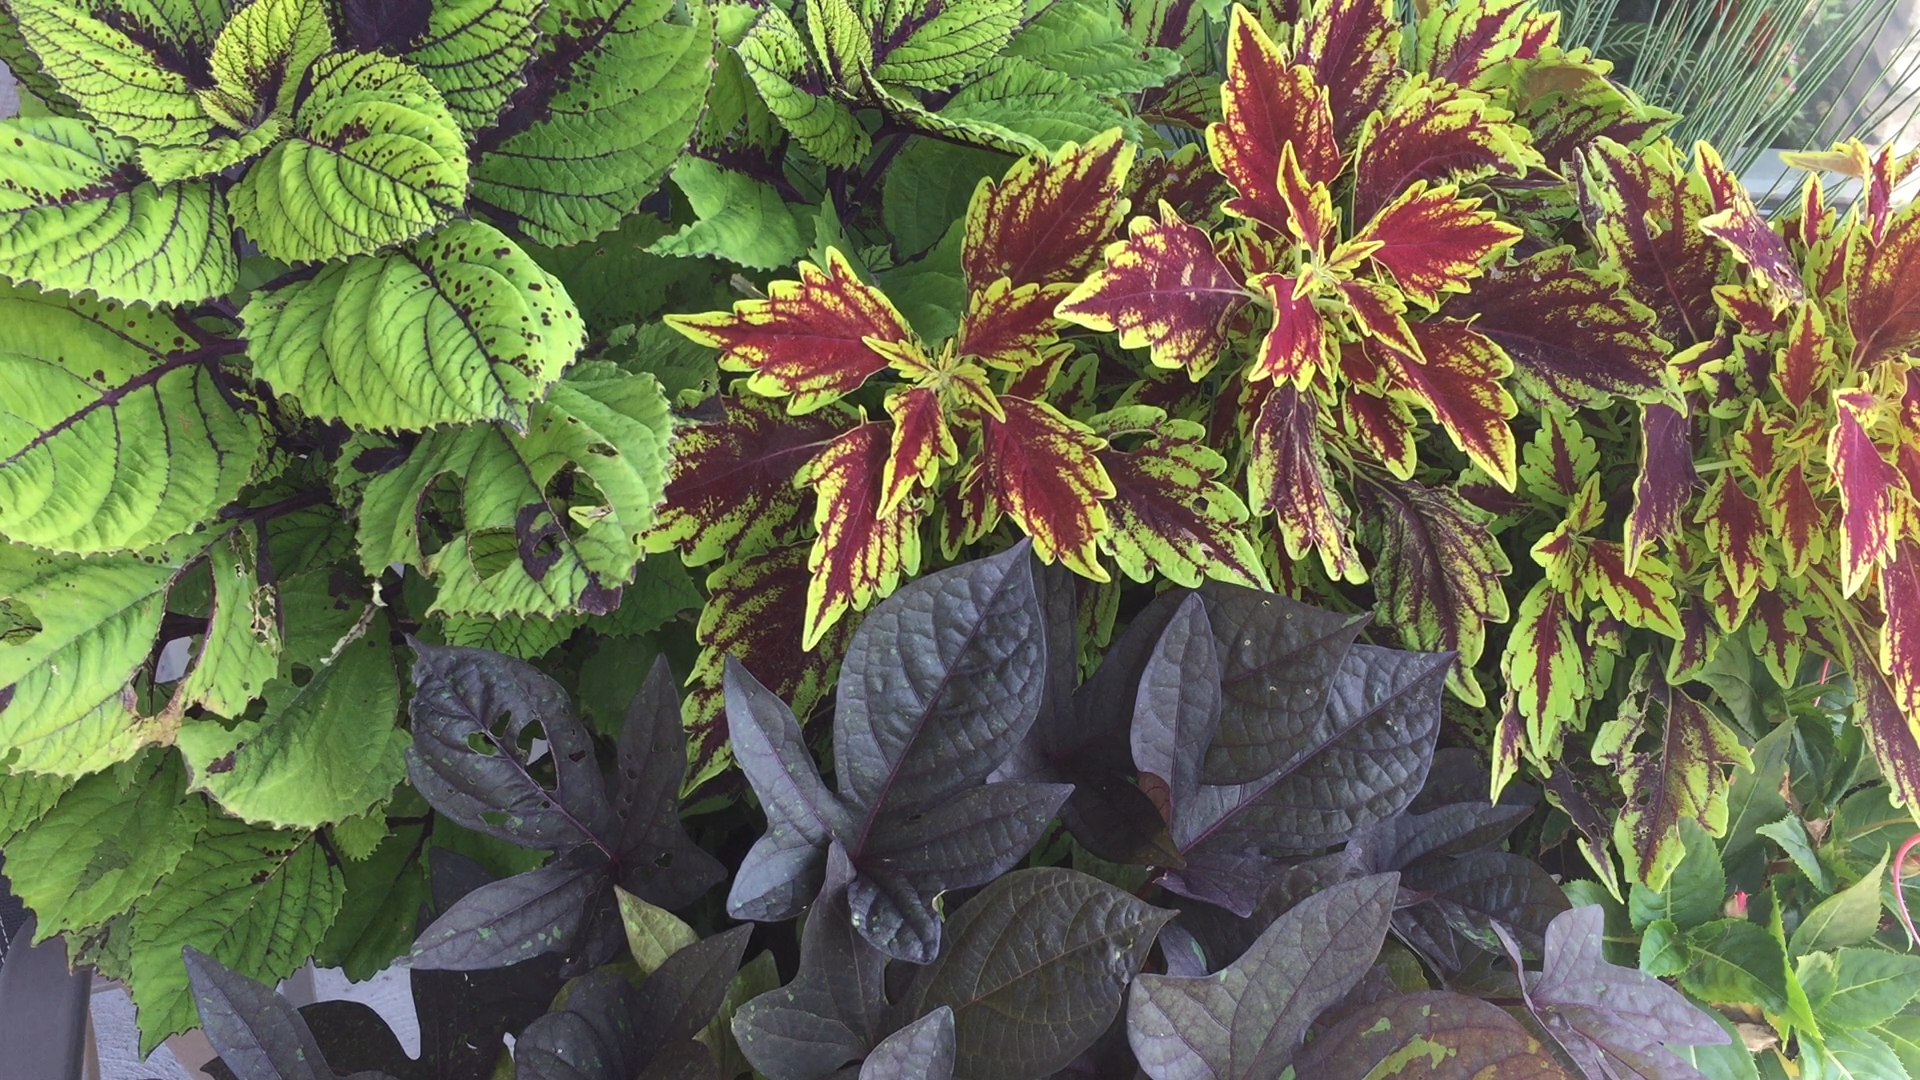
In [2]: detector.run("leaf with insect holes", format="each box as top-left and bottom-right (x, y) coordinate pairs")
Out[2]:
(797, 421), (927, 649)
(1246, 382), (1366, 584)
(975, 397), (1116, 581)
(1206, 8), (1340, 235)
(645, 395), (851, 566)
(1090, 407), (1268, 589)
(724, 548), (1069, 962)
(1129, 874), (1399, 1080)
(1057, 203), (1250, 378)
(667, 249), (916, 414)
(353, 362), (674, 618)
(241, 220), (583, 434)
(610, 656), (727, 908)
(1452, 247), (1671, 410)
(964, 128), (1136, 289)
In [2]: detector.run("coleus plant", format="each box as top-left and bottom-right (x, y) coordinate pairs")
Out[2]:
(167, 547), (1731, 1080)
(652, 0), (1682, 791)
(1488, 135), (1920, 898)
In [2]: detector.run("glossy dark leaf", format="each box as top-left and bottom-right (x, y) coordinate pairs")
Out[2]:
(1129, 874), (1399, 1080)
(514, 970), (644, 1080)
(300, 1001), (415, 1079)
(1294, 990), (1573, 1079)
(1131, 594), (1222, 850)
(636, 1042), (727, 1080)
(1196, 583), (1370, 785)
(734, 852), (894, 1080)
(613, 656), (726, 908)
(1401, 850), (1569, 959)
(1161, 644), (1447, 914)
(185, 947), (353, 1080)
(634, 926), (754, 1059)
(407, 642), (612, 851)
(861, 1009), (956, 1080)
(1519, 906), (1729, 1080)
(409, 848), (611, 970)
(1171, 852), (1364, 973)
(904, 868), (1173, 1080)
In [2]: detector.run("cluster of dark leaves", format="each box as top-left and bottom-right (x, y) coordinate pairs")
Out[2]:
(182, 547), (1729, 1080)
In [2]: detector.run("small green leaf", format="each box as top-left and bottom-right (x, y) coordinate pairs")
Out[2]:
(242, 219), (583, 432)
(1640, 918), (1690, 977)
(1801, 948), (1920, 1029)
(1804, 1029), (1912, 1080)
(1629, 818), (1727, 932)
(616, 885), (698, 973)
(1758, 814), (1832, 891)
(648, 157), (808, 270)
(231, 52), (468, 263)
(206, 0), (335, 120)
(1791, 852), (1889, 958)
(1681, 917), (1790, 1014)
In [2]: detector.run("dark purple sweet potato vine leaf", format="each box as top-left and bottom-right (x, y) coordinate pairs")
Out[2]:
(860, 1009), (956, 1080)
(1514, 906), (1730, 1080)
(724, 545), (1071, 962)
(1294, 990), (1573, 1079)
(185, 947), (396, 1080)
(1128, 873), (1400, 1080)
(405, 647), (720, 972)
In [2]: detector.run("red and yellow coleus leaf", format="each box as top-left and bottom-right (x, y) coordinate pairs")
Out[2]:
(1414, 0), (1557, 89)
(1358, 475), (1513, 706)
(954, 277), (1075, 369)
(1380, 321), (1519, 489)
(1574, 137), (1721, 347)
(1696, 472), (1767, 600)
(1849, 624), (1920, 821)
(666, 248), (916, 413)
(1729, 402), (1778, 484)
(1250, 272), (1331, 385)
(1883, 541), (1920, 719)
(1830, 388), (1916, 596)
(645, 395), (850, 564)
(1714, 284), (1788, 336)
(1338, 277), (1421, 360)
(684, 544), (857, 788)
(1621, 403), (1697, 570)
(1453, 247), (1672, 411)
(1276, 141), (1337, 250)
(1775, 301), (1837, 409)
(963, 128), (1137, 290)
(1501, 579), (1586, 758)
(977, 396), (1116, 579)
(880, 387), (956, 515)
(1207, 6), (1340, 235)
(1581, 540), (1684, 639)
(1747, 586), (1808, 686)
(1340, 343), (1419, 478)
(1351, 74), (1542, 223)
(1844, 200), (1920, 369)
(1291, 0), (1398, 144)
(1057, 203), (1251, 377)
(1769, 459), (1826, 578)
(1518, 408), (1599, 508)
(1592, 660), (1751, 889)
(1350, 181), (1522, 309)
(1246, 381), (1366, 583)
(1089, 406), (1269, 589)
(1696, 141), (1805, 310)
(797, 422), (926, 649)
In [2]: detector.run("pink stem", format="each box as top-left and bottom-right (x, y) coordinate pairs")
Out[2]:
(1896, 833), (1920, 949)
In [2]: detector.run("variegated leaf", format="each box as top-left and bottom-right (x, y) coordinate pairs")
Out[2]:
(955, 278), (1075, 369)
(963, 128), (1136, 289)
(1292, 0), (1398, 143)
(1696, 141), (1804, 309)
(1844, 200), (1920, 368)
(977, 396), (1115, 579)
(1089, 406), (1268, 589)
(1381, 321), (1519, 489)
(666, 249), (916, 413)
(1622, 403), (1696, 570)
(1351, 74), (1541, 223)
(1500, 580), (1585, 763)
(1206, 6), (1340, 235)
(797, 422), (927, 649)
(1580, 541), (1684, 640)
(1250, 272), (1330, 385)
(1883, 541), (1920, 721)
(1769, 459), (1827, 578)
(1246, 382), (1365, 582)
(1696, 473), (1767, 601)
(1056, 203), (1250, 377)
(1575, 137), (1720, 347)
(880, 387), (956, 515)
(1351, 182), (1521, 309)
(1830, 388), (1914, 596)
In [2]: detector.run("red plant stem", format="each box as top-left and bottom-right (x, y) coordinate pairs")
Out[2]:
(1895, 832), (1920, 948)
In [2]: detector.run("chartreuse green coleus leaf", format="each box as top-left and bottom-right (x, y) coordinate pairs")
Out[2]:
(0, 284), (262, 554)
(0, 118), (238, 303)
(231, 51), (468, 263)
(468, 0), (713, 246)
(353, 361), (675, 617)
(242, 219), (584, 432)
(201, 0), (333, 127)
(4, 0), (218, 148)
